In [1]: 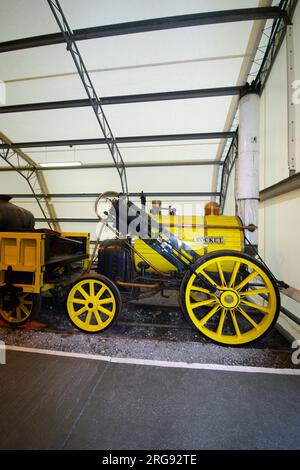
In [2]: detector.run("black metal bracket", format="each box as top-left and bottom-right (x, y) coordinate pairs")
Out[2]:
(0, 267), (23, 310)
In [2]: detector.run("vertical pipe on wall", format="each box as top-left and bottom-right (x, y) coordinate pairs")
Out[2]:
(236, 92), (260, 245)
(286, 25), (296, 176)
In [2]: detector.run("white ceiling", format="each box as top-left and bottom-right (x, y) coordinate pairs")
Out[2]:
(0, 0), (275, 230)
(0, 0), (260, 42)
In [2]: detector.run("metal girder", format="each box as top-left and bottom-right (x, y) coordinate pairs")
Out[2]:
(0, 132), (235, 149)
(0, 131), (60, 231)
(219, 133), (238, 213)
(216, 0), (298, 210)
(0, 7), (288, 53)
(35, 218), (98, 223)
(47, 0), (128, 194)
(254, 0), (298, 93)
(10, 192), (220, 199)
(0, 87), (244, 114)
(0, 159), (223, 171)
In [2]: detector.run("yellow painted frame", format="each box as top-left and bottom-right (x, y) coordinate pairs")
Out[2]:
(0, 232), (45, 294)
(0, 231), (90, 295)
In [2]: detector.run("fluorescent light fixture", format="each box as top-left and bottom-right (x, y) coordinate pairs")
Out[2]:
(39, 161), (82, 168)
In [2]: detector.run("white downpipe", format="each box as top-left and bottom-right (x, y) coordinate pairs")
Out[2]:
(236, 92), (260, 245)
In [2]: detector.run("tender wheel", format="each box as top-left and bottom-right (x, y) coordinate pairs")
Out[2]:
(0, 293), (41, 326)
(66, 274), (121, 333)
(179, 250), (280, 346)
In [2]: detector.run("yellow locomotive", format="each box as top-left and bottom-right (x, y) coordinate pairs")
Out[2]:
(0, 193), (280, 346)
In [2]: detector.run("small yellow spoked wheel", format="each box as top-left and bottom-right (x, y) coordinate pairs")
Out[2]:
(180, 250), (280, 346)
(0, 293), (41, 326)
(67, 275), (121, 333)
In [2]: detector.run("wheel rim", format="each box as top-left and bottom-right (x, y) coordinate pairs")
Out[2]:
(67, 278), (117, 332)
(0, 294), (34, 324)
(184, 255), (278, 345)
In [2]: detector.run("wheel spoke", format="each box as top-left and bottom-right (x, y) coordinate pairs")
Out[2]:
(96, 285), (106, 300)
(93, 310), (103, 325)
(240, 299), (270, 314)
(238, 306), (259, 329)
(85, 311), (93, 325)
(98, 305), (114, 317)
(78, 286), (89, 300)
(239, 288), (269, 297)
(89, 281), (95, 298)
(230, 310), (241, 336)
(16, 307), (23, 321)
(190, 298), (216, 309)
(235, 270), (258, 291)
(216, 308), (226, 336)
(72, 298), (86, 305)
(198, 304), (220, 327)
(21, 305), (31, 317)
(216, 262), (226, 287)
(228, 261), (241, 288)
(190, 285), (213, 296)
(72, 306), (87, 317)
(98, 296), (114, 305)
(199, 269), (220, 289)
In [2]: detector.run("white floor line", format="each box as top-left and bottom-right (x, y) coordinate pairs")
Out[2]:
(1, 344), (300, 376)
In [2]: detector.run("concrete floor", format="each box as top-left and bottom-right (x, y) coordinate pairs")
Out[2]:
(0, 296), (299, 450)
(0, 350), (300, 450)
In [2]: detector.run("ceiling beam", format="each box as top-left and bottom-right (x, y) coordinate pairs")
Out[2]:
(0, 7), (288, 54)
(0, 130), (60, 231)
(0, 159), (223, 171)
(0, 87), (243, 113)
(10, 192), (220, 199)
(0, 132), (235, 149)
(35, 218), (100, 223)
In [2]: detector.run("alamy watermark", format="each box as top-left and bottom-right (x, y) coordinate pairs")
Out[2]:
(0, 341), (6, 365)
(291, 339), (300, 365)
(95, 196), (207, 242)
(292, 80), (300, 105)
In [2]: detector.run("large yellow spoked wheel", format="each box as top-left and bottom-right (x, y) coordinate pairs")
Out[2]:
(0, 293), (41, 326)
(67, 274), (121, 333)
(180, 250), (280, 346)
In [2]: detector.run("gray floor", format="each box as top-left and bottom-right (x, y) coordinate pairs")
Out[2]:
(0, 350), (299, 450)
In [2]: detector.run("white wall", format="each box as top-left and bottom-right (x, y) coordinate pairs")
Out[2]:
(259, 3), (300, 318)
(222, 3), (300, 318)
(259, 37), (289, 189)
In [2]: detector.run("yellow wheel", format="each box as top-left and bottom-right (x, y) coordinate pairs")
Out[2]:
(180, 250), (280, 346)
(66, 275), (121, 333)
(0, 293), (41, 326)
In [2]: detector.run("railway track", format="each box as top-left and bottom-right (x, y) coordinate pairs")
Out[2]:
(0, 302), (288, 351)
